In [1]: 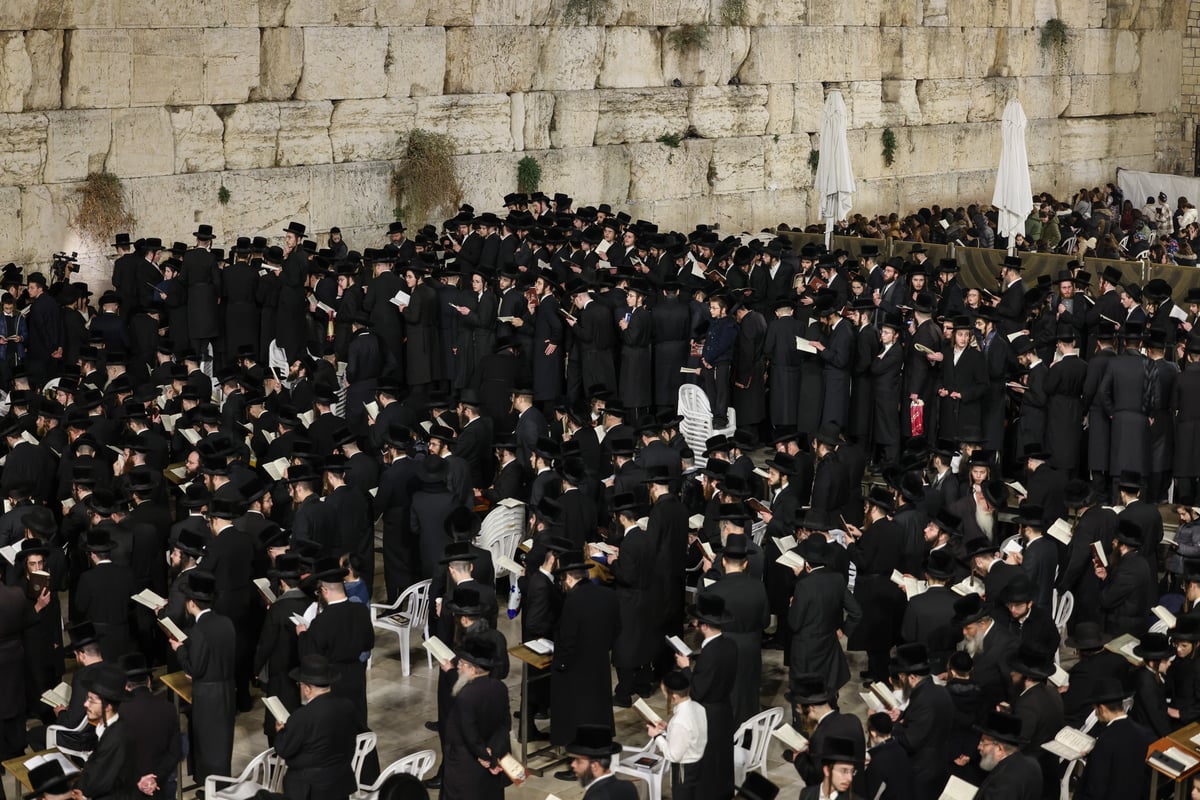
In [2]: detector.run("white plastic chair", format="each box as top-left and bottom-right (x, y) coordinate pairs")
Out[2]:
(1052, 591), (1073, 638)
(750, 520), (766, 546)
(352, 749), (437, 798)
(733, 707), (785, 785)
(1059, 756), (1083, 800)
(613, 742), (668, 800)
(677, 384), (736, 468)
(205, 747), (288, 800)
(478, 503), (525, 574)
(45, 716), (92, 762)
(370, 578), (433, 676)
(352, 732), (378, 787)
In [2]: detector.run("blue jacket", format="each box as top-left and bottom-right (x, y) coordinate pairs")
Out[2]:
(0, 312), (27, 362)
(702, 316), (737, 364)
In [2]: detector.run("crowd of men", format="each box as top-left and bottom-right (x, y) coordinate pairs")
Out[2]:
(3, 189), (1200, 800)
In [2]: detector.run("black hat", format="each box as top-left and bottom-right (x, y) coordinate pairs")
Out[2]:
(1114, 519), (1143, 548)
(722, 533), (750, 559)
(283, 221), (307, 238)
(1013, 503), (1046, 529)
(864, 485), (895, 514)
(1133, 632), (1174, 661)
(762, 452), (796, 476)
(1090, 678), (1128, 706)
(891, 642), (930, 675)
(951, 592), (989, 627)
(974, 710), (1026, 747)
(556, 456), (587, 485)
(1064, 622), (1110, 651)
(923, 549), (958, 581)
(24, 756), (80, 799)
(307, 555), (350, 583)
(1173, 615), (1200, 643)
(173, 528), (207, 559)
(980, 478), (1009, 510)
(454, 634), (498, 671)
(687, 591), (734, 627)
(1009, 641), (1056, 680)
(785, 673), (832, 705)
(67, 621), (99, 650)
(447, 585), (489, 617)
(289, 654), (341, 686)
(438, 540), (478, 566)
(16, 537), (50, 561)
(567, 724), (623, 757)
(819, 736), (863, 766)
(193, 224), (215, 241)
(81, 662), (132, 704)
(735, 773), (779, 800)
(181, 569), (217, 602)
(928, 507), (961, 538)
(82, 528), (116, 553)
(1116, 470), (1145, 493)
(268, 552), (303, 582)
(962, 536), (997, 560)
(119, 651), (154, 680)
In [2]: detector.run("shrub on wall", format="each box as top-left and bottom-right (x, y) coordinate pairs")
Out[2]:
(517, 156), (542, 194)
(392, 129), (463, 224)
(74, 172), (135, 246)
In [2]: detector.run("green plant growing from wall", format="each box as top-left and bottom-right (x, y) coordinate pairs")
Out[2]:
(218, 185), (231, 205)
(656, 132), (682, 148)
(392, 129), (463, 224)
(1039, 18), (1069, 70)
(808, 149), (820, 172)
(517, 156), (542, 195)
(721, 0), (747, 26)
(74, 172), (135, 246)
(881, 128), (897, 167)
(668, 24), (711, 52)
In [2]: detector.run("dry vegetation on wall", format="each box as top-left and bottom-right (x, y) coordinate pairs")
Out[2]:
(74, 172), (136, 247)
(392, 130), (463, 223)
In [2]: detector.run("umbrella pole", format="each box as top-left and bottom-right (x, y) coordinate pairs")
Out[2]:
(825, 218), (833, 250)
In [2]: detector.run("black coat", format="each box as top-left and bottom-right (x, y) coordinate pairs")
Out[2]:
(732, 310), (768, 425)
(121, 685), (182, 788)
(819, 318), (853, 428)
(551, 579), (619, 747)
(1083, 348), (1116, 473)
(972, 621), (1018, 708)
(1099, 551), (1154, 636)
(76, 716), (139, 800)
(399, 280), (440, 384)
(412, 484), (457, 580)
(1044, 354), (1087, 471)
(976, 751), (1041, 800)
(865, 739), (916, 800)
(788, 567), (862, 691)
(1099, 350), (1154, 477)
(274, 692), (363, 800)
(651, 294), (692, 409)
(76, 560), (135, 661)
(1074, 716), (1155, 800)
(705, 571), (769, 725)
(299, 599), (374, 727)
(870, 342), (904, 447)
(936, 345), (987, 442)
(1062, 650), (1131, 727)
(531, 294), (564, 402)
(221, 261), (259, 360)
(176, 610), (237, 783)
(891, 678), (954, 797)
(1119, 499), (1164, 576)
(794, 710), (865, 786)
(254, 588), (308, 730)
(688, 633), (738, 800)
(1129, 667), (1171, 737)
(900, 584), (958, 656)
(441, 676), (512, 800)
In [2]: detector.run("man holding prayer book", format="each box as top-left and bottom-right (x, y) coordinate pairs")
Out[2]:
(1073, 678), (1154, 800)
(885, 643), (953, 799)
(973, 710), (1042, 800)
(645, 671), (706, 800)
(676, 592), (738, 800)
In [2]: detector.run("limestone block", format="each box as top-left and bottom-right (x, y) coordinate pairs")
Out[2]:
(454, 151), (525, 211)
(687, 86), (769, 138)
(63, 30), (131, 109)
(766, 84), (794, 134)
(472, 0), (557, 26)
(0, 113), (47, 186)
(791, 82), (824, 133)
(114, 0), (230, 28)
(535, 145), (631, 205)
(598, 27), (663, 88)
(329, 98), (417, 162)
(223, 103), (281, 170)
(522, 92), (556, 151)
(130, 29), (203, 107)
(1011, 75), (1069, 119)
(252, 27), (303, 102)
(961, 27), (995, 78)
(924, 27), (967, 78)
(308, 162), (395, 232)
(220, 0), (260, 27)
(375, 0), (433, 25)
(709, 137), (764, 194)
(738, 0), (808, 26)
(0, 187), (19, 263)
(125, 173), (223, 246)
(0, 34), (32, 114)
(1023, 118), (1059, 166)
(550, 0), (622, 27)
(881, 79), (921, 125)
(276, 102), (333, 167)
(510, 93), (526, 151)
(170, 106), (225, 173)
(749, 189), (807, 228)
(1113, 31), (1139, 73)
(0, 4), (36, 29)
(414, 95), (515, 154)
(106, 108), (173, 178)
(203, 28), (260, 104)
(444, 27), (542, 94)
(764, 133), (813, 191)
(1063, 74), (1138, 116)
(22, 184), (77, 265)
(1058, 117), (1153, 163)
(796, 27), (881, 82)
(1136, 30), (1181, 113)
(665, 25), (750, 86)
(24, 31), (63, 111)
(612, 0), (706, 26)
(281, 0), (336, 25)
(594, 88), (688, 145)
(425, 0), (475, 26)
(295, 28), (388, 101)
(386, 27), (446, 97)
(626, 138), (713, 199)
(44, 110), (111, 184)
(740, 28), (800, 85)
(550, 91), (599, 148)
(946, 0), (991, 27)
(806, 0), (881, 26)
(328, 0), (378, 24)
(213, 167), (311, 238)
(913, 78), (997, 125)
(534, 27), (605, 91)
(256, 0), (289, 25)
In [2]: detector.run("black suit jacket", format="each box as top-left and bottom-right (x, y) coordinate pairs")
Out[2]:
(121, 685), (182, 785)
(866, 738), (916, 800)
(274, 692), (363, 800)
(456, 416), (495, 489)
(976, 750), (1042, 800)
(891, 678), (954, 794)
(76, 716), (138, 800)
(582, 775), (640, 800)
(1074, 716), (1155, 800)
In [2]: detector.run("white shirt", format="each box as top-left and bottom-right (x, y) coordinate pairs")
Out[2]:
(654, 698), (708, 764)
(96, 713), (120, 739)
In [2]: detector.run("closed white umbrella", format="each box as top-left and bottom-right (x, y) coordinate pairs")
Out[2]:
(992, 100), (1034, 254)
(814, 90), (856, 250)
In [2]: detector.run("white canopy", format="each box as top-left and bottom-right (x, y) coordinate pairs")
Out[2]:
(991, 100), (1034, 249)
(814, 90), (856, 249)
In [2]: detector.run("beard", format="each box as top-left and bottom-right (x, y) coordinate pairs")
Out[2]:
(980, 749), (999, 771)
(450, 673), (472, 697)
(963, 629), (986, 657)
(975, 504), (995, 538)
(578, 770), (595, 788)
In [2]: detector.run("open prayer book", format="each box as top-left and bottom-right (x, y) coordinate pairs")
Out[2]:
(390, 289), (411, 308)
(772, 535), (797, 553)
(776, 550), (806, 570)
(698, 541), (716, 561)
(23, 752), (77, 779)
(1048, 665), (1070, 689)
(158, 616), (188, 642)
(181, 428), (202, 445)
(1091, 541), (1108, 568)
(1152, 605), (1177, 628)
(771, 723), (808, 751)
(1105, 632), (1142, 665)
(253, 577), (276, 605)
(1040, 726), (1096, 760)
(131, 588), (167, 611)
(262, 457), (290, 482)
(688, 514), (705, 530)
(795, 337), (818, 354)
(938, 776), (978, 800)
(1005, 481), (1027, 498)
(263, 696), (290, 725)
(423, 636), (455, 666)
(865, 682), (901, 710)
(666, 635), (694, 657)
(633, 698), (663, 725)
(524, 638), (554, 656)
(951, 575), (984, 597)
(1149, 746), (1200, 778)
(40, 681), (71, 708)
(0, 540), (21, 565)
(891, 569), (928, 599)
(1046, 518), (1073, 545)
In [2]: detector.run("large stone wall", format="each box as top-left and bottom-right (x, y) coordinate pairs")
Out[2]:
(0, 0), (1185, 285)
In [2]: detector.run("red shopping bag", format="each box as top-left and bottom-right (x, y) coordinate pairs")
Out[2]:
(910, 399), (925, 436)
